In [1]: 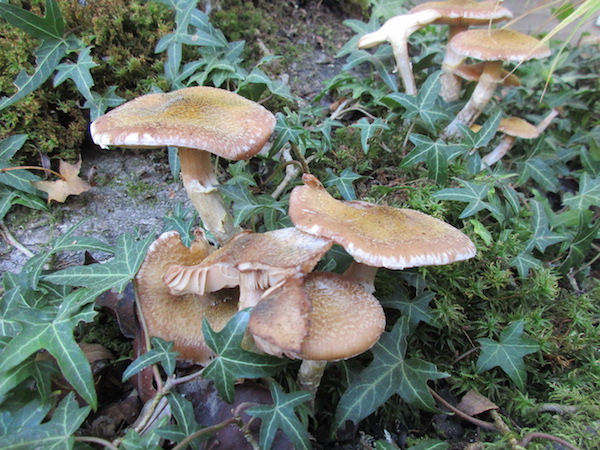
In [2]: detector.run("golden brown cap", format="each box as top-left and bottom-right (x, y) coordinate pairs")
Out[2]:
(249, 272), (385, 361)
(411, 0), (513, 25)
(449, 29), (551, 62)
(498, 117), (540, 139)
(135, 230), (238, 364)
(289, 174), (476, 270)
(90, 86), (276, 160)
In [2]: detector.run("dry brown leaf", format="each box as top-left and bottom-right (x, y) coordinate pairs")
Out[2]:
(32, 159), (91, 203)
(457, 390), (499, 416)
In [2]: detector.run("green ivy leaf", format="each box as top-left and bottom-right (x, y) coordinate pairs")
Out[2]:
(54, 46), (98, 101)
(83, 86), (126, 121)
(246, 381), (312, 450)
(0, 289), (98, 407)
(0, 393), (90, 449)
(220, 183), (286, 228)
(0, 0), (64, 41)
(0, 136), (43, 194)
(380, 288), (439, 331)
(333, 317), (448, 431)
(122, 337), (179, 381)
(43, 231), (154, 294)
(435, 180), (502, 219)
(519, 158), (560, 193)
(269, 113), (305, 157)
(457, 112), (502, 150)
(156, 393), (203, 449)
(202, 310), (288, 403)
(476, 320), (539, 389)
(350, 117), (389, 154)
(526, 200), (567, 253)
(0, 359), (57, 404)
(0, 39), (68, 111)
(510, 251), (542, 278)
(560, 210), (600, 272)
(563, 173), (600, 210)
(324, 168), (363, 201)
(162, 203), (197, 247)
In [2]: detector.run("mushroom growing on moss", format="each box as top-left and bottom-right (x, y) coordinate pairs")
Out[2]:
(248, 272), (386, 399)
(289, 174), (476, 293)
(135, 230), (238, 365)
(442, 29), (551, 138)
(90, 86), (276, 244)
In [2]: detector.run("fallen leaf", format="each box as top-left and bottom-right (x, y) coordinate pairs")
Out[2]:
(457, 390), (499, 416)
(33, 158), (91, 203)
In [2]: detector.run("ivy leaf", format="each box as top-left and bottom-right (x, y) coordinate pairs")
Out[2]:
(122, 337), (179, 381)
(509, 251), (542, 278)
(333, 317), (448, 431)
(0, 393), (90, 449)
(246, 381), (312, 450)
(382, 71), (447, 132)
(162, 203), (198, 247)
(476, 320), (539, 390)
(350, 118), (389, 154)
(380, 287), (439, 331)
(458, 112), (502, 150)
(563, 173), (600, 210)
(0, 39), (68, 111)
(202, 310), (288, 403)
(324, 168), (363, 201)
(156, 393), (203, 449)
(220, 183), (286, 227)
(526, 200), (567, 253)
(0, 0), (64, 41)
(83, 86), (126, 121)
(0, 289), (98, 407)
(54, 46), (98, 101)
(268, 113), (305, 157)
(402, 134), (463, 184)
(560, 211), (600, 272)
(435, 180), (502, 219)
(0, 135), (43, 194)
(0, 359), (57, 404)
(519, 158), (560, 193)
(43, 231), (154, 294)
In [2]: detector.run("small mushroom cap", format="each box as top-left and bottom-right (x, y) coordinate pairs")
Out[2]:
(90, 86), (276, 161)
(289, 174), (476, 270)
(163, 227), (333, 296)
(411, 0), (513, 25)
(454, 62), (521, 86)
(135, 230), (238, 364)
(249, 272), (385, 361)
(498, 117), (540, 139)
(449, 29), (551, 62)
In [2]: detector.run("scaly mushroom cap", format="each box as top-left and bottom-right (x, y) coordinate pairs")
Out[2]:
(498, 117), (540, 139)
(410, 0), (513, 25)
(289, 174), (476, 269)
(135, 230), (238, 364)
(249, 272), (385, 360)
(449, 29), (551, 62)
(90, 86), (276, 161)
(454, 62), (521, 87)
(163, 227), (333, 296)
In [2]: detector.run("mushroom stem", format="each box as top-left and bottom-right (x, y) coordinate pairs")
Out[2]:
(443, 60), (503, 138)
(343, 262), (379, 294)
(178, 147), (241, 244)
(297, 360), (328, 401)
(440, 25), (468, 102)
(480, 135), (516, 169)
(392, 37), (418, 96)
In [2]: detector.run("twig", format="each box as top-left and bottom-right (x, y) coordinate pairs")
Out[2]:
(0, 165), (66, 181)
(518, 432), (581, 450)
(0, 223), (35, 258)
(171, 417), (239, 450)
(428, 387), (497, 430)
(74, 436), (120, 450)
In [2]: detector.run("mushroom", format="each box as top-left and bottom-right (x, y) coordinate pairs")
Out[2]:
(288, 174), (476, 293)
(480, 109), (560, 169)
(442, 29), (551, 138)
(163, 227), (333, 309)
(454, 62), (521, 88)
(248, 272), (386, 399)
(410, 0), (513, 101)
(135, 230), (238, 365)
(357, 9), (442, 95)
(90, 86), (277, 244)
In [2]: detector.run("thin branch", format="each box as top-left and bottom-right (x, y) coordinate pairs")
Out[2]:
(428, 387), (497, 430)
(518, 432), (581, 450)
(0, 165), (66, 181)
(74, 436), (120, 450)
(0, 223), (35, 258)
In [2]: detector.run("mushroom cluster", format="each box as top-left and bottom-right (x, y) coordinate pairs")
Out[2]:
(356, 0), (552, 140)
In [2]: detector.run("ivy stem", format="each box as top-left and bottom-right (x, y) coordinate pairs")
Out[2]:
(428, 387), (497, 430)
(263, 159), (304, 187)
(0, 223), (35, 258)
(74, 436), (120, 450)
(518, 432), (580, 450)
(0, 165), (66, 181)
(290, 144), (310, 174)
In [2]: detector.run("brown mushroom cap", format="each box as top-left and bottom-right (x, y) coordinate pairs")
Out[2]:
(163, 227), (333, 298)
(249, 272), (385, 361)
(411, 0), (513, 25)
(498, 117), (540, 139)
(449, 29), (551, 62)
(289, 174), (476, 270)
(454, 62), (521, 86)
(90, 86), (276, 161)
(135, 230), (238, 364)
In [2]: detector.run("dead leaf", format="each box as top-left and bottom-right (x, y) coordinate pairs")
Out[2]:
(457, 390), (499, 417)
(32, 159), (91, 203)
